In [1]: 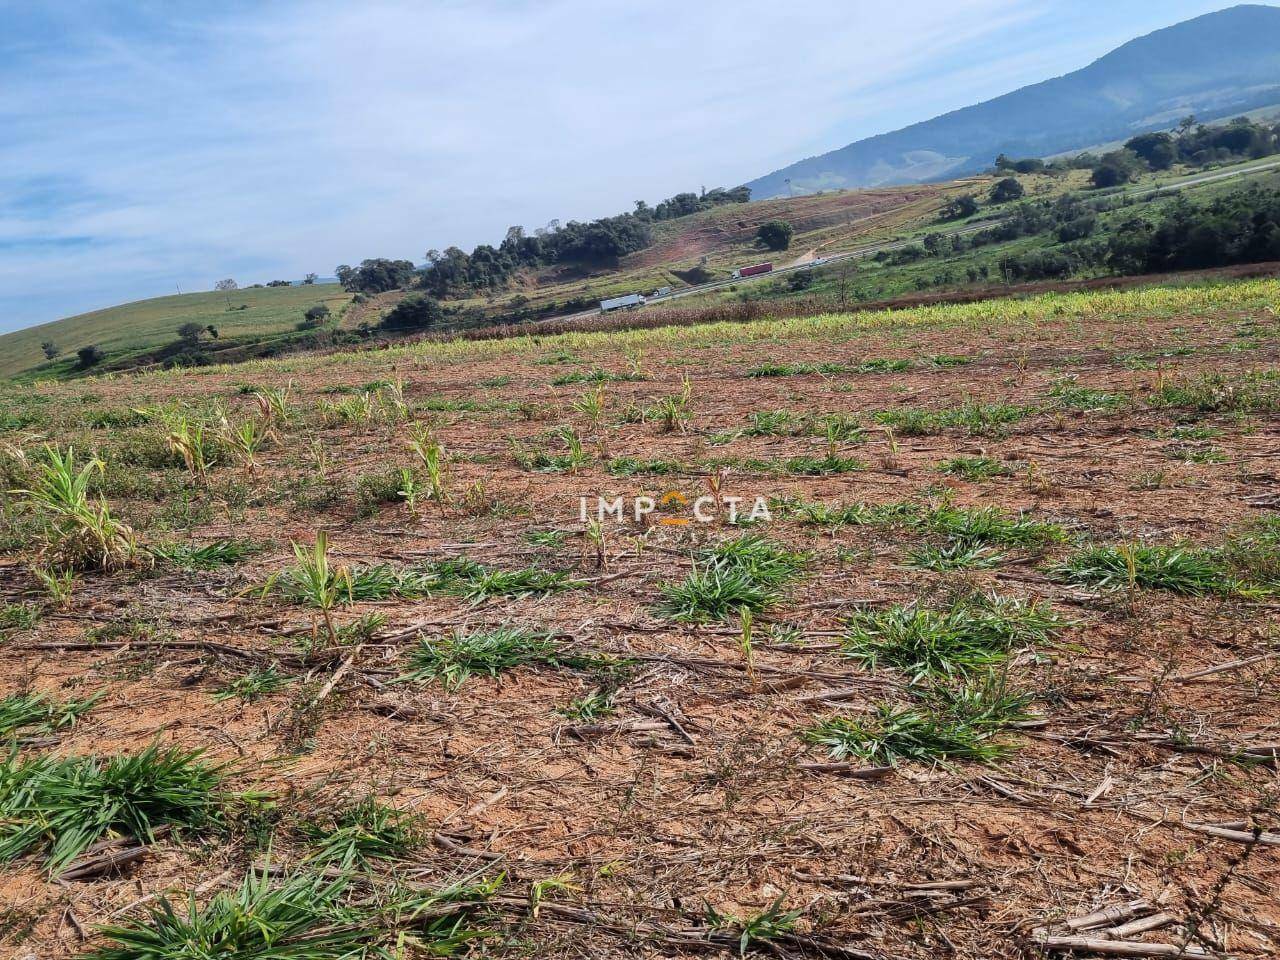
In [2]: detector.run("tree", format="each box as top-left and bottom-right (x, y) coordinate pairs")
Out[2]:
(177, 322), (205, 344)
(787, 269), (814, 291)
(756, 220), (794, 251)
(380, 294), (444, 332)
(40, 341), (59, 360)
(989, 178), (1025, 203)
(77, 345), (104, 369)
(940, 194), (979, 220)
(1125, 133), (1176, 171)
(303, 304), (331, 327)
(922, 233), (947, 255)
(335, 264), (355, 289)
(339, 258), (416, 294)
(214, 278), (237, 292)
(1091, 150), (1142, 188)
(303, 272), (318, 285)
(206, 325), (219, 339)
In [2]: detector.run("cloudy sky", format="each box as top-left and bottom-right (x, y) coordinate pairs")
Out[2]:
(0, 0), (1246, 333)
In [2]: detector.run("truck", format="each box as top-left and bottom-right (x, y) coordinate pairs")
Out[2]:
(651, 286), (673, 298)
(732, 262), (773, 280)
(599, 293), (646, 312)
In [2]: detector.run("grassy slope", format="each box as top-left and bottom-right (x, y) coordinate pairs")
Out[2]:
(0, 283), (352, 380)
(444, 184), (965, 316)
(673, 158), (1280, 310)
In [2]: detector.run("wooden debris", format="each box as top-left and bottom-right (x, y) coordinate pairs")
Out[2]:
(1035, 935), (1209, 957)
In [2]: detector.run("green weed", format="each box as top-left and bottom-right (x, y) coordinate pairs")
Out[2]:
(937, 457), (1010, 481)
(0, 691), (100, 737)
(1052, 544), (1241, 596)
(658, 535), (807, 622)
(299, 796), (420, 866)
(15, 446), (137, 570)
(805, 675), (1031, 765)
(399, 626), (588, 690)
(213, 665), (293, 703)
(85, 868), (498, 960)
(842, 595), (1064, 681)
(152, 538), (259, 570)
(0, 743), (231, 874)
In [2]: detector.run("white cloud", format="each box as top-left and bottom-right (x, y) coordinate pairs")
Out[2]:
(0, 0), (1239, 332)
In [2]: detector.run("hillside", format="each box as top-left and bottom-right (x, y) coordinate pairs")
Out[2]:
(747, 4), (1280, 197)
(3, 276), (1280, 958)
(0, 283), (351, 381)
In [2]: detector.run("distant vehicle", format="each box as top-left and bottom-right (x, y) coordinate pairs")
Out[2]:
(651, 286), (673, 298)
(732, 262), (773, 279)
(599, 293), (646, 312)
(809, 257), (830, 267)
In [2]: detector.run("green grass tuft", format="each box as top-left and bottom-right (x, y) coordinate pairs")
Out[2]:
(658, 534), (807, 622)
(152, 538), (260, 570)
(905, 541), (1004, 571)
(937, 457), (1010, 481)
(875, 402), (1032, 437)
(924, 503), (1065, 548)
(0, 691), (100, 737)
(805, 674), (1031, 765)
(0, 743), (231, 874)
(1051, 544), (1243, 596)
(299, 796), (420, 866)
(213, 665), (293, 703)
(398, 626), (592, 690)
(85, 868), (498, 960)
(842, 595), (1064, 681)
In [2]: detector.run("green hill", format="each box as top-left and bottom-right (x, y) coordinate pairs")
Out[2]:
(0, 283), (352, 380)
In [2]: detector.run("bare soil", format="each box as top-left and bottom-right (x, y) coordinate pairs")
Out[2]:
(3, 286), (1279, 959)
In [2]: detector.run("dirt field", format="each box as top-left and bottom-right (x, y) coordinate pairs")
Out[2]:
(626, 186), (951, 270)
(2, 278), (1279, 959)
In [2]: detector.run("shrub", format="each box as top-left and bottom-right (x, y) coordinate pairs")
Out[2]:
(757, 220), (794, 251)
(989, 178), (1024, 203)
(380, 294), (444, 332)
(76, 345), (104, 369)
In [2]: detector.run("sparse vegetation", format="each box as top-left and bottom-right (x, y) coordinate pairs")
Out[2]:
(4, 273), (1280, 958)
(1052, 543), (1252, 596)
(85, 869), (498, 960)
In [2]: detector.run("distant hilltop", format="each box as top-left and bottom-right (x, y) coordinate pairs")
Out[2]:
(746, 4), (1280, 197)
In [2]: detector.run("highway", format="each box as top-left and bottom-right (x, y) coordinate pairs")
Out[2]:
(562, 157), (1280, 321)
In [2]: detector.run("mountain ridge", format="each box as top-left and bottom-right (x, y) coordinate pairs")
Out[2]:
(746, 4), (1280, 198)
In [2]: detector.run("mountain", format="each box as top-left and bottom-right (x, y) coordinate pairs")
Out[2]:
(746, 5), (1280, 198)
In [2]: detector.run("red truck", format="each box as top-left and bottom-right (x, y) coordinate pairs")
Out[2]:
(732, 262), (773, 279)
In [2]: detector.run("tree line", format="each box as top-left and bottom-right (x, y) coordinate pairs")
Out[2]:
(995, 115), (1280, 188)
(903, 179), (1280, 286)
(334, 185), (751, 301)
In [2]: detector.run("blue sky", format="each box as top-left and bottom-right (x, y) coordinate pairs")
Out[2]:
(0, 0), (1252, 334)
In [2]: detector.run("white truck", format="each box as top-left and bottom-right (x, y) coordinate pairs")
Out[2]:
(599, 293), (646, 313)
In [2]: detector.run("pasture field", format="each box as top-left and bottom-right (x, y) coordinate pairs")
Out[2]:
(2, 278), (1280, 959)
(0, 283), (351, 381)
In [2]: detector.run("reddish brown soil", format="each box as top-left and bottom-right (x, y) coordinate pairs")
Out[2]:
(624, 187), (946, 270)
(2, 289), (1279, 959)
